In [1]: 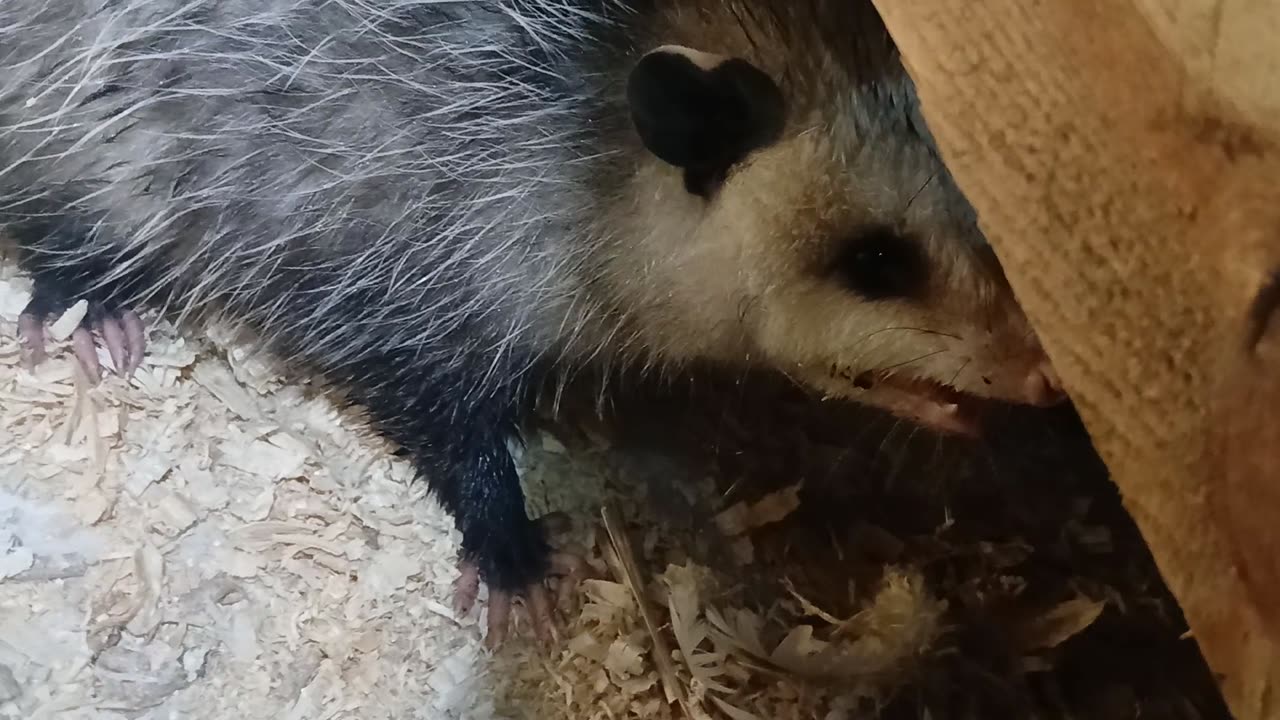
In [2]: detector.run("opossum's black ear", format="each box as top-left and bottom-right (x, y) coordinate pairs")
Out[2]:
(627, 45), (786, 198)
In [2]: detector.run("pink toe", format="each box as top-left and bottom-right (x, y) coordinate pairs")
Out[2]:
(100, 317), (128, 375)
(526, 585), (555, 644)
(71, 327), (101, 383)
(453, 562), (481, 617)
(121, 310), (146, 375)
(485, 592), (512, 649)
(17, 314), (47, 368)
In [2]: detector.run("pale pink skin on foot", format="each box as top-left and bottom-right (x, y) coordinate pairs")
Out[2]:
(70, 326), (100, 382)
(18, 308), (146, 381)
(27, 297), (590, 649)
(452, 512), (590, 649)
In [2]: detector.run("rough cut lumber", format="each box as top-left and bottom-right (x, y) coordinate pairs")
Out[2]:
(868, 1), (1280, 718)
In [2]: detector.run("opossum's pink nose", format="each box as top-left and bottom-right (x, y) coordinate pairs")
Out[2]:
(1023, 360), (1068, 407)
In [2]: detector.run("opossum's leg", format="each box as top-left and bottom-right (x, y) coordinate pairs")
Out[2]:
(349, 363), (582, 646)
(437, 416), (552, 640)
(425, 419), (589, 647)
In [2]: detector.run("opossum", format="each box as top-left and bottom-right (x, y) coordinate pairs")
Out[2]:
(0, 0), (1065, 643)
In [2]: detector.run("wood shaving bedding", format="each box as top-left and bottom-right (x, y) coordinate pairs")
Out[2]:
(0, 251), (945, 720)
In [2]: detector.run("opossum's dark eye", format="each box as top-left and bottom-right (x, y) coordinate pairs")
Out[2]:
(836, 226), (929, 300)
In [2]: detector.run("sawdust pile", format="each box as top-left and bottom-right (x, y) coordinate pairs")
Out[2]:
(0, 252), (957, 720)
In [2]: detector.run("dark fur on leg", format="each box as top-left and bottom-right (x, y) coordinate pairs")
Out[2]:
(8, 211), (155, 378)
(335, 353), (552, 595)
(6, 209), (157, 316)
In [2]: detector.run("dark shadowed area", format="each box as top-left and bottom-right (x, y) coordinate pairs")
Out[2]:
(536, 366), (1231, 719)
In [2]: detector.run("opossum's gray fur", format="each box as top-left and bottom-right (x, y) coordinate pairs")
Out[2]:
(1, 0), (637, 374)
(0, 0), (957, 593)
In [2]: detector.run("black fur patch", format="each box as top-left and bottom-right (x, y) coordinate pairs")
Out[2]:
(333, 351), (551, 592)
(5, 206), (161, 323)
(627, 50), (785, 198)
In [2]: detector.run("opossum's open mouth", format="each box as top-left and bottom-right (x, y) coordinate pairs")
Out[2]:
(853, 370), (983, 437)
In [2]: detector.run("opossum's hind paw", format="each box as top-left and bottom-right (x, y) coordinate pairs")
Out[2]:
(456, 551), (589, 650)
(16, 313), (49, 368)
(454, 512), (591, 650)
(17, 286), (147, 382)
(18, 307), (147, 382)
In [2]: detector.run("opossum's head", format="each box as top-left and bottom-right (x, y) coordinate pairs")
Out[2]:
(612, 7), (1065, 436)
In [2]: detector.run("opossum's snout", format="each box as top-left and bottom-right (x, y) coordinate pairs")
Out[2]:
(1022, 358), (1067, 408)
(746, 210), (1069, 437)
(618, 40), (1067, 437)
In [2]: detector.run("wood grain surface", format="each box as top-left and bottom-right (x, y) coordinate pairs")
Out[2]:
(869, 1), (1280, 717)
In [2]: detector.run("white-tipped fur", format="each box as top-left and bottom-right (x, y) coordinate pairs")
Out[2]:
(2, 2), (622, 384)
(2, 0), (1053, 424)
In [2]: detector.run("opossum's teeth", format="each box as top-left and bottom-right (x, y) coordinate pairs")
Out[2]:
(914, 399), (980, 437)
(860, 373), (982, 436)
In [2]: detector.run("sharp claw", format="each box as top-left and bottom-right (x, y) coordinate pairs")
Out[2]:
(550, 551), (588, 610)
(526, 585), (556, 644)
(485, 592), (512, 650)
(17, 314), (47, 368)
(453, 562), (481, 617)
(121, 310), (146, 375)
(467, 514), (590, 649)
(100, 316), (128, 375)
(71, 327), (101, 383)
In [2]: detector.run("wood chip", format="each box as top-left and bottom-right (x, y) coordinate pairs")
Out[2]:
(1015, 596), (1107, 652)
(48, 300), (88, 341)
(602, 503), (685, 708)
(713, 482), (802, 537)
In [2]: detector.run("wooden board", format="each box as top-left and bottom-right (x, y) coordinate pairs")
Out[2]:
(868, 1), (1280, 717)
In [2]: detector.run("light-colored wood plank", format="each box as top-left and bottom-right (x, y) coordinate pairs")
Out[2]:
(870, 1), (1280, 717)
(1134, 0), (1280, 133)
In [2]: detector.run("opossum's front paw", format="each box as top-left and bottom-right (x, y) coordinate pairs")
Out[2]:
(452, 511), (589, 649)
(18, 286), (146, 382)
